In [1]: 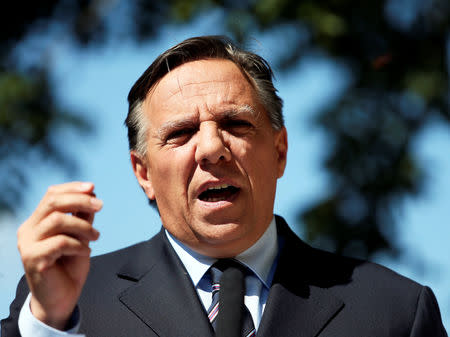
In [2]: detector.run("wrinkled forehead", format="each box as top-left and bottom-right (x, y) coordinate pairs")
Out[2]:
(145, 59), (256, 107)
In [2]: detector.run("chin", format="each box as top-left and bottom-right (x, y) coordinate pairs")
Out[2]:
(201, 221), (244, 239)
(195, 223), (254, 254)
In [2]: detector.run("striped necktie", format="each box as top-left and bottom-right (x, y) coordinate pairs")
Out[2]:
(207, 259), (256, 337)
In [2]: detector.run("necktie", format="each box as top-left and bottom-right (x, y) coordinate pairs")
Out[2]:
(207, 259), (256, 337)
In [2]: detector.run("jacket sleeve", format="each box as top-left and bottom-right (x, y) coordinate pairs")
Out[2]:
(409, 286), (448, 337)
(1, 275), (29, 337)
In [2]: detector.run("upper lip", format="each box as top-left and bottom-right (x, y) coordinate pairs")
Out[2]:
(196, 180), (240, 198)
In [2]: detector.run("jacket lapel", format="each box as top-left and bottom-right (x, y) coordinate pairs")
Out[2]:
(112, 218), (353, 337)
(258, 283), (344, 337)
(257, 217), (348, 337)
(117, 229), (214, 337)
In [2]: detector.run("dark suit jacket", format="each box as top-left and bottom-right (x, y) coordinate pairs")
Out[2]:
(2, 216), (447, 336)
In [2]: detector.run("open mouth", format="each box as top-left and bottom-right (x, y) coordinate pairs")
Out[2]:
(198, 184), (240, 202)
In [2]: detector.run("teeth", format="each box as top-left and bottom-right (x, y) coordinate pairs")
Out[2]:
(206, 184), (230, 191)
(198, 184), (237, 202)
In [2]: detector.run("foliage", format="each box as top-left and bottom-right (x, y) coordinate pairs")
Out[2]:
(0, 1), (99, 215)
(0, 68), (90, 214)
(1, 0), (449, 261)
(218, 0), (450, 258)
(165, 0), (450, 259)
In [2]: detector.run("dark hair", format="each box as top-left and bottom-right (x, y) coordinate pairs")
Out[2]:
(125, 35), (284, 156)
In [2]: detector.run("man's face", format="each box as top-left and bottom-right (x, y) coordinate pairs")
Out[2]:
(132, 59), (287, 257)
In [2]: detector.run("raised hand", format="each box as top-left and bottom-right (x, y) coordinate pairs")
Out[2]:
(17, 182), (102, 330)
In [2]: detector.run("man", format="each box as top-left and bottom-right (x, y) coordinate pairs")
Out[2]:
(2, 36), (447, 336)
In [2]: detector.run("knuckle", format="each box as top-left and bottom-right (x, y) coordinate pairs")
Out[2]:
(35, 259), (49, 273)
(46, 185), (58, 194)
(46, 194), (58, 209)
(19, 249), (33, 265)
(49, 211), (64, 225)
(54, 235), (78, 252)
(16, 225), (24, 239)
(17, 218), (32, 237)
(17, 241), (24, 254)
(17, 228), (30, 252)
(54, 236), (68, 250)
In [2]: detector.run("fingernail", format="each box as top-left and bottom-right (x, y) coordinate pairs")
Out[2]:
(90, 198), (103, 209)
(80, 182), (93, 191)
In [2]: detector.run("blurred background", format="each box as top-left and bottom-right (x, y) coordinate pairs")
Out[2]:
(1, 0), (449, 330)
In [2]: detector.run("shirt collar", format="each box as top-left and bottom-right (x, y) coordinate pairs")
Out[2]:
(165, 217), (278, 289)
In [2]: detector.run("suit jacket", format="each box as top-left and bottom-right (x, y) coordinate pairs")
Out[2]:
(2, 216), (447, 336)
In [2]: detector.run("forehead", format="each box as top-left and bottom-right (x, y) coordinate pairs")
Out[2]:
(144, 59), (259, 118)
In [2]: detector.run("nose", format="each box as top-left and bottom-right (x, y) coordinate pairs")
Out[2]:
(195, 122), (231, 165)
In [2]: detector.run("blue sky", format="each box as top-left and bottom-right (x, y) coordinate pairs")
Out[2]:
(1, 12), (449, 330)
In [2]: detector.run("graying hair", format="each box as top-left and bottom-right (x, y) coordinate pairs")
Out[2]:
(125, 35), (284, 156)
(126, 100), (148, 155)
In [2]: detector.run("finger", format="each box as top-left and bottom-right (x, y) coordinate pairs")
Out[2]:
(33, 212), (100, 242)
(26, 181), (96, 224)
(73, 211), (95, 224)
(30, 193), (103, 224)
(46, 182), (95, 195)
(25, 235), (92, 273)
(74, 192), (96, 223)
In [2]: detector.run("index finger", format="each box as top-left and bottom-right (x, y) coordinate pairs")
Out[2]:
(26, 182), (99, 225)
(46, 182), (95, 195)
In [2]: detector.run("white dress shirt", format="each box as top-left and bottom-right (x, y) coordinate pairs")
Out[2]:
(18, 217), (279, 336)
(166, 216), (279, 329)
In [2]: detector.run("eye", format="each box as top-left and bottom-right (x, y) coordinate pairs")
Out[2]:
(166, 128), (196, 144)
(222, 119), (253, 134)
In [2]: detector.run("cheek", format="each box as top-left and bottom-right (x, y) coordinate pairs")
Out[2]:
(232, 141), (277, 184)
(246, 145), (280, 183)
(155, 147), (196, 190)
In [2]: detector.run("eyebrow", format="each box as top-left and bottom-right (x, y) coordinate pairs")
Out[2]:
(157, 118), (198, 139)
(222, 104), (258, 119)
(156, 104), (258, 139)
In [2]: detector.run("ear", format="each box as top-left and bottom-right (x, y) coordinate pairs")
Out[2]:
(130, 151), (155, 200)
(274, 127), (288, 178)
